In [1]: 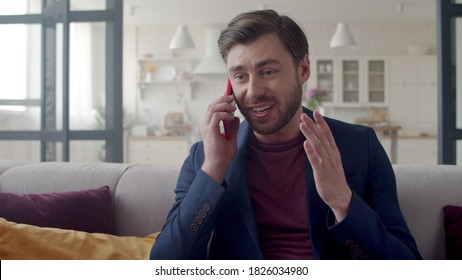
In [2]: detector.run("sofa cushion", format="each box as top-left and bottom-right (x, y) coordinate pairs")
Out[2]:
(0, 186), (113, 234)
(443, 205), (462, 260)
(0, 218), (158, 260)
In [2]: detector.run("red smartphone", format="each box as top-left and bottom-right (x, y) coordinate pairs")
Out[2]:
(223, 78), (234, 140)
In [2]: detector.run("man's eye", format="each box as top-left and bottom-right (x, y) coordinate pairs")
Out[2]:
(262, 69), (275, 76)
(233, 74), (245, 81)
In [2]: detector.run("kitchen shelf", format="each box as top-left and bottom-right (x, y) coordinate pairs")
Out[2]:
(136, 56), (195, 100)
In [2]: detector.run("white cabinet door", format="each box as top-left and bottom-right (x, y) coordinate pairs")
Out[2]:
(388, 84), (420, 135)
(418, 55), (437, 86)
(310, 58), (335, 105)
(416, 55), (437, 135)
(389, 56), (419, 86)
(388, 55), (437, 136)
(340, 59), (360, 104)
(343, 58), (387, 106)
(367, 59), (387, 104)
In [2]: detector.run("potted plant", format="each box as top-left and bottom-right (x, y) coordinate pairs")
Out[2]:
(305, 87), (329, 111)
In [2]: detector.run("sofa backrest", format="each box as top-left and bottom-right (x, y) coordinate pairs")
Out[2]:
(394, 164), (462, 260)
(0, 161), (179, 239)
(1, 161), (461, 259)
(0, 162), (129, 197)
(112, 163), (179, 237)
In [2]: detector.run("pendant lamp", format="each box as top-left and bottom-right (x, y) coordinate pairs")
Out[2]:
(329, 23), (356, 48)
(194, 27), (227, 75)
(169, 25), (195, 50)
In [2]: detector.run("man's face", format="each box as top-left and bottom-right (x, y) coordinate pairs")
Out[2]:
(226, 33), (310, 138)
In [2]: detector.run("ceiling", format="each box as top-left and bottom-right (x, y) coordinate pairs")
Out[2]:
(124, 0), (437, 26)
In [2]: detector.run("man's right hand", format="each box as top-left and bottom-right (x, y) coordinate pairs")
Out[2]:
(200, 95), (240, 184)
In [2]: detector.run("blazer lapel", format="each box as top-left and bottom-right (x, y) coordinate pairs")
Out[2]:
(225, 122), (262, 254)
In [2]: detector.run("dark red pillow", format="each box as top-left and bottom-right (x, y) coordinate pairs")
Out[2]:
(443, 205), (462, 260)
(0, 186), (113, 234)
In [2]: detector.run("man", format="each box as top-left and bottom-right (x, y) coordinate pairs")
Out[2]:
(150, 9), (421, 260)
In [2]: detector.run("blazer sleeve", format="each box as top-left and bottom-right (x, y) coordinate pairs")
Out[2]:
(149, 142), (225, 259)
(327, 127), (422, 260)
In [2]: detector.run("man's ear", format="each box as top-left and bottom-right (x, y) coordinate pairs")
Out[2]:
(299, 55), (311, 84)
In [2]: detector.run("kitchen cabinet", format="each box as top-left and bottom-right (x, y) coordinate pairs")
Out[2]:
(127, 136), (189, 164)
(308, 56), (387, 107)
(388, 55), (437, 136)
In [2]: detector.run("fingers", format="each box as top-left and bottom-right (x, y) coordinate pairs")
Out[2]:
(299, 111), (339, 165)
(203, 95), (236, 125)
(312, 111), (338, 151)
(201, 95), (237, 141)
(300, 111), (337, 151)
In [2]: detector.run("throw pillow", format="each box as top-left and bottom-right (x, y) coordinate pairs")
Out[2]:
(0, 218), (158, 260)
(0, 186), (113, 234)
(443, 204), (462, 260)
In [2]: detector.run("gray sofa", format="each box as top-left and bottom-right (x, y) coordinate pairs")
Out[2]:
(0, 161), (461, 260)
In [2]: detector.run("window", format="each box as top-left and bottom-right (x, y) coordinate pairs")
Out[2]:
(0, 0), (123, 162)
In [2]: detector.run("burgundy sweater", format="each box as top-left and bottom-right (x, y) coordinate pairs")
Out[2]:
(246, 133), (313, 259)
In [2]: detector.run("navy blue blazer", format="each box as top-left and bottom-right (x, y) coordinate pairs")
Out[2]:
(150, 108), (421, 260)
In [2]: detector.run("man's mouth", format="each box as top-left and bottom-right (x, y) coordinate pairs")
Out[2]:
(249, 104), (273, 119)
(252, 105), (272, 113)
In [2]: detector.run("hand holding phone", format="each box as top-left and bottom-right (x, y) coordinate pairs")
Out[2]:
(223, 78), (234, 140)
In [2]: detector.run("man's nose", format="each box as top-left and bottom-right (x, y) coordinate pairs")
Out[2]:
(246, 77), (265, 101)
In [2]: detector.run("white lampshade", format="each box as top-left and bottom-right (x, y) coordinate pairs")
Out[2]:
(169, 25), (195, 50)
(194, 27), (227, 75)
(329, 23), (356, 48)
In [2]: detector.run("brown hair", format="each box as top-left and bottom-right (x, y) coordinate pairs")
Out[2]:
(218, 9), (309, 65)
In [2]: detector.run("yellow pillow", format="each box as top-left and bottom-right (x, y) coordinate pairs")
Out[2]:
(0, 218), (159, 260)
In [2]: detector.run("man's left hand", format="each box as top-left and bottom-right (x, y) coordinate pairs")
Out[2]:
(299, 111), (352, 222)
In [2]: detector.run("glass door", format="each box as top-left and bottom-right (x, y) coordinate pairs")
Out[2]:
(0, 0), (123, 162)
(368, 60), (385, 103)
(316, 60), (334, 103)
(341, 60), (359, 103)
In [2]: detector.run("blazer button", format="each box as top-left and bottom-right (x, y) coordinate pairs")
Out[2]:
(190, 224), (199, 231)
(354, 250), (364, 257)
(199, 209), (207, 218)
(351, 245), (359, 251)
(346, 240), (354, 247)
(194, 216), (203, 224)
(202, 203), (211, 211)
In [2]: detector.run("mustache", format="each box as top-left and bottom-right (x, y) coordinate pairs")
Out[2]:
(240, 97), (276, 106)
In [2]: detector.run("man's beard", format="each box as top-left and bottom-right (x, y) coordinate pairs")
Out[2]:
(235, 81), (302, 136)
